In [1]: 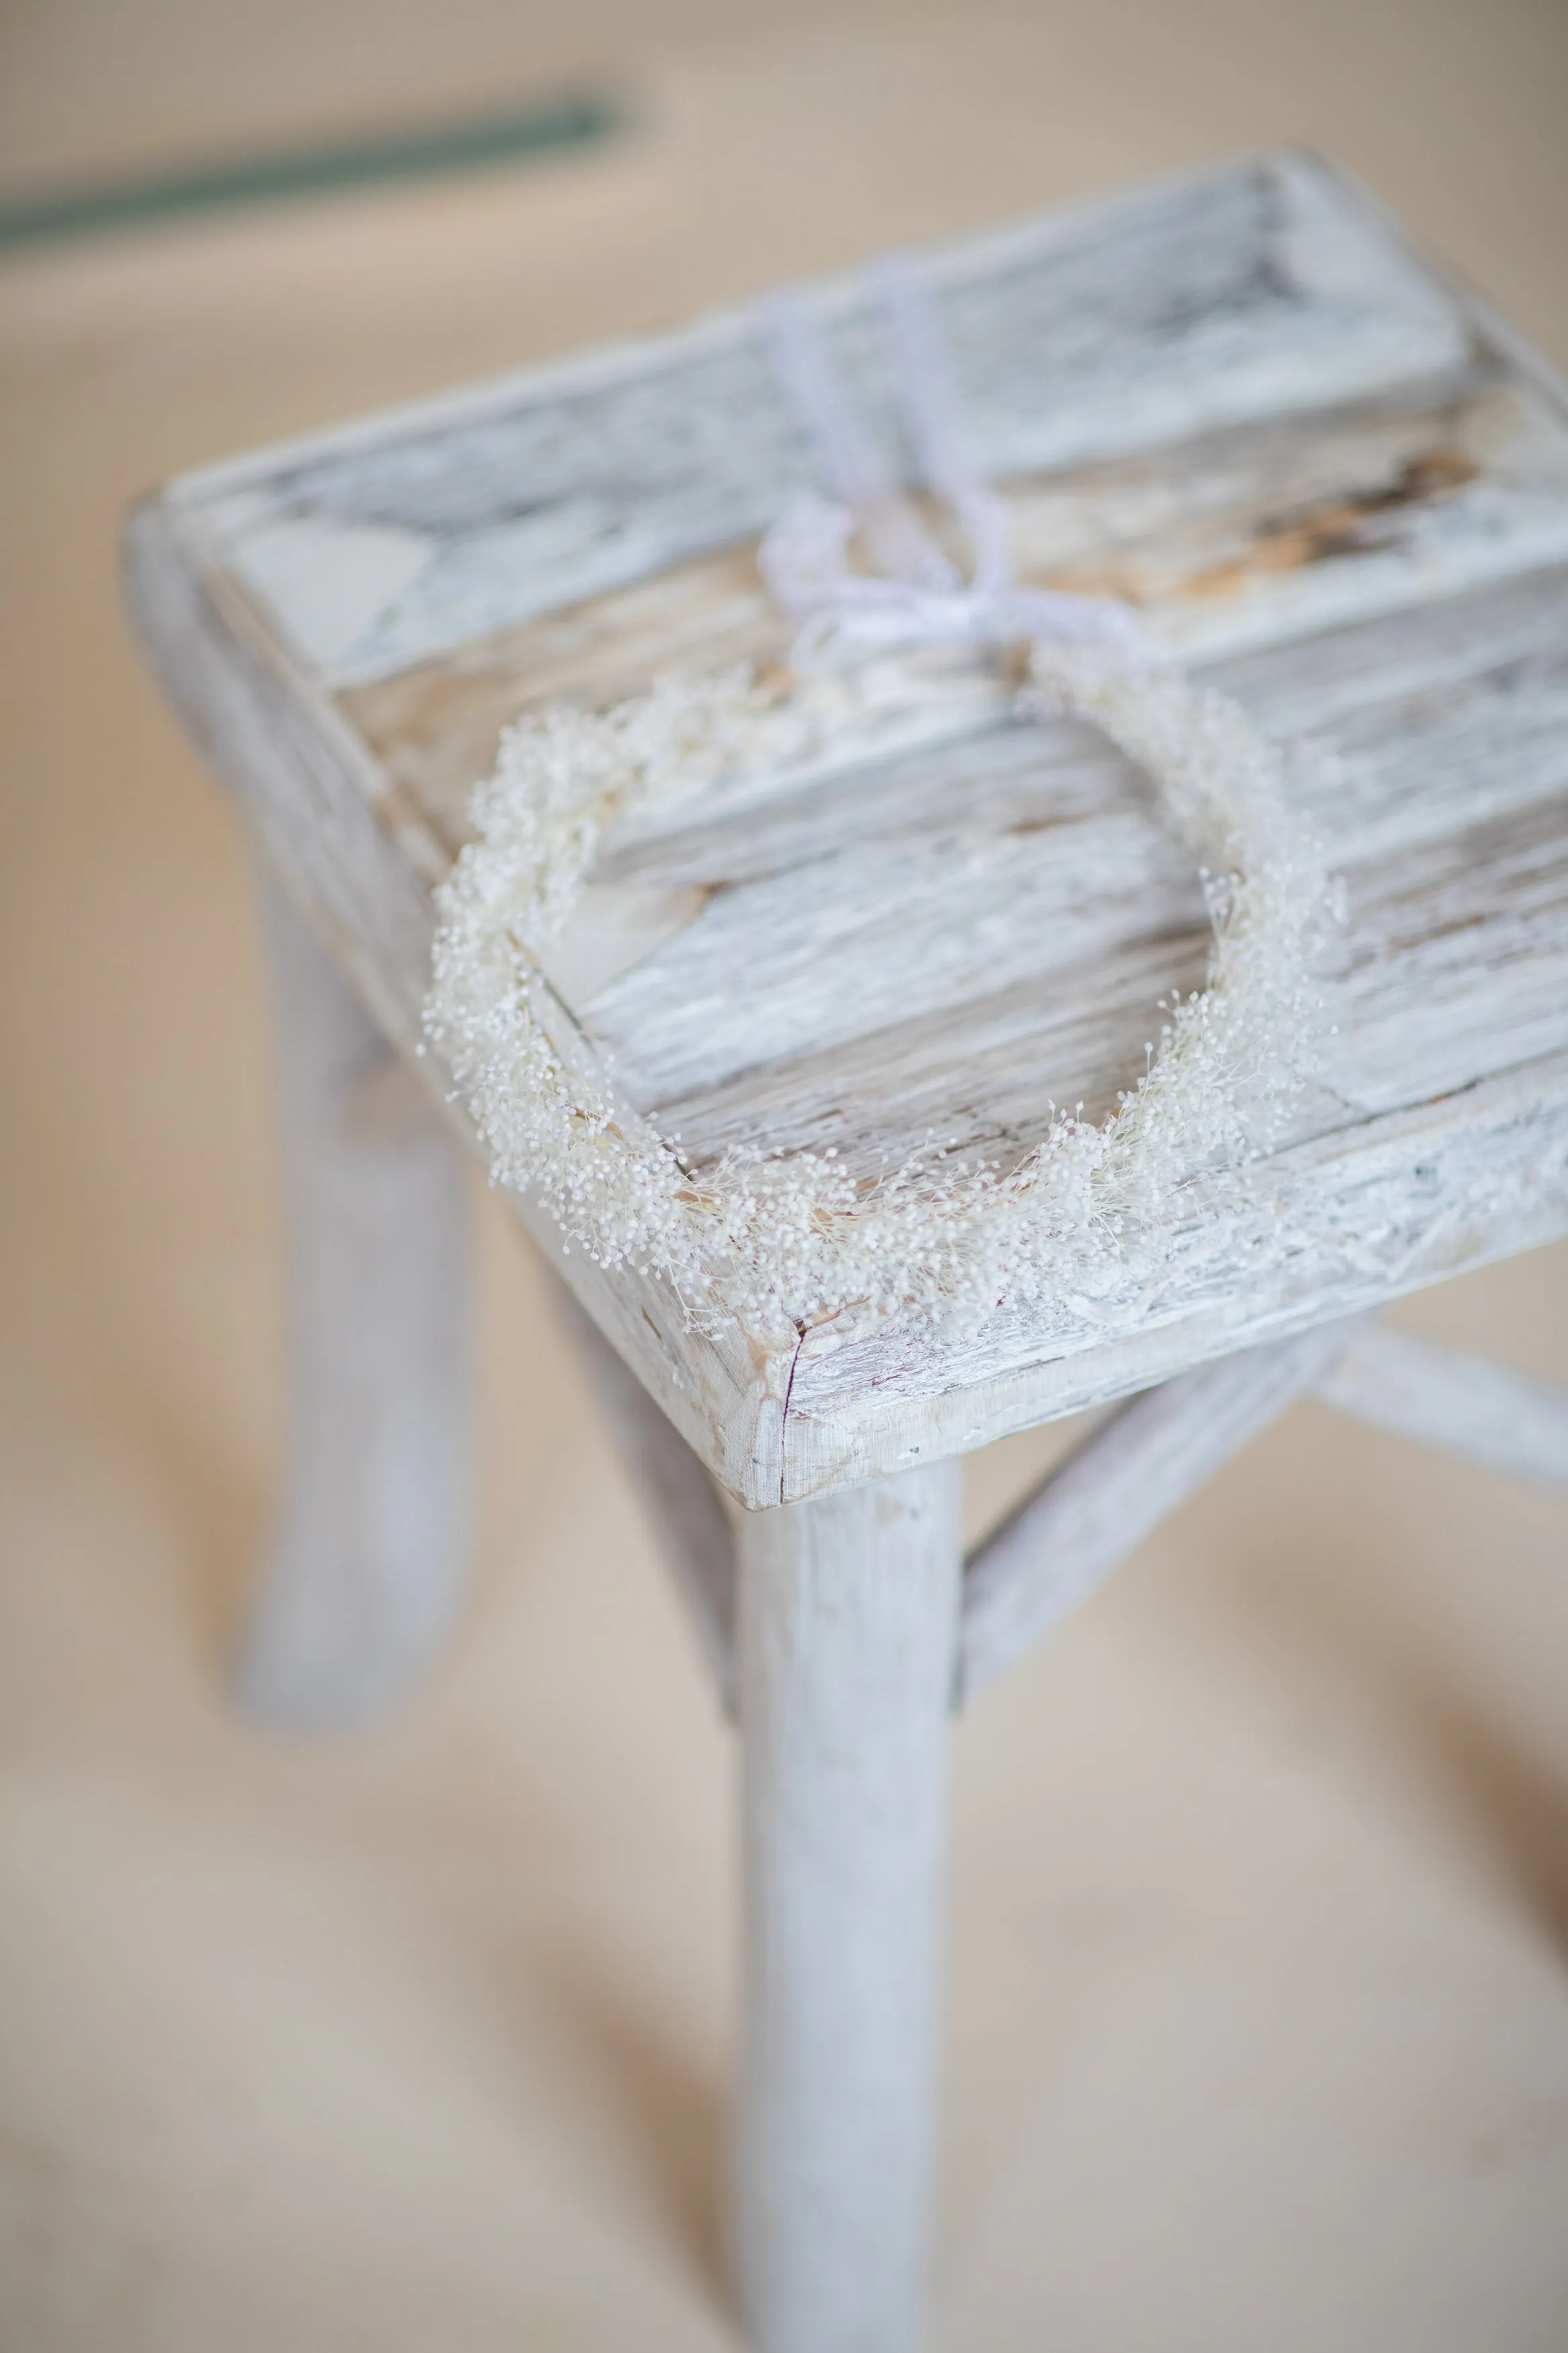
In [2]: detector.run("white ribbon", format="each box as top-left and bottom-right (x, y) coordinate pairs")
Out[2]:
(757, 254), (1146, 664)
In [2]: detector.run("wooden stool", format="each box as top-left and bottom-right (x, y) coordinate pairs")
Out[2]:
(125, 152), (1568, 2353)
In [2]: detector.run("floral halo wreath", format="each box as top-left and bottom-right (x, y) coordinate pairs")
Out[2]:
(427, 255), (1333, 1335)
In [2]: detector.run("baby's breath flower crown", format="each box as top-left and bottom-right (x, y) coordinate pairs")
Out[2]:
(425, 641), (1330, 1334)
(425, 260), (1332, 1335)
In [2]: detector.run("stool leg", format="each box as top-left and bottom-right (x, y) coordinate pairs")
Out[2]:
(735, 1460), (964, 2353)
(238, 870), (469, 1729)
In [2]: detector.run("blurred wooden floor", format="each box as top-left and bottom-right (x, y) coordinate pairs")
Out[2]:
(2, 4), (1567, 2348)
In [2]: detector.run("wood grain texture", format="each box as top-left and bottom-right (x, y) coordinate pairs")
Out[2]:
(337, 362), (1568, 859)
(1317, 1322), (1568, 1492)
(122, 151), (1568, 1503)
(180, 154), (1468, 690)
(122, 508), (801, 1509)
(784, 1051), (1568, 1496)
(735, 1459), (964, 2353)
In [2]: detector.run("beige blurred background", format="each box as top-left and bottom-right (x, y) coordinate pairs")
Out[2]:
(3, 2), (1568, 2347)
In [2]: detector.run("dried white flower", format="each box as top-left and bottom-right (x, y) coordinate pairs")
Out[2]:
(426, 639), (1333, 1337)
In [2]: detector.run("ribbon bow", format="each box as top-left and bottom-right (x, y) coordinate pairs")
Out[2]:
(757, 253), (1146, 667)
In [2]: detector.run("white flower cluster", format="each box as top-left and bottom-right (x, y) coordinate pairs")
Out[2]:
(425, 647), (1332, 1335)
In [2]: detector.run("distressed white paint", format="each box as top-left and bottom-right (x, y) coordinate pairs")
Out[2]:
(120, 516), (796, 1510)
(182, 154), (1469, 688)
(784, 1049), (1568, 1500)
(122, 151), (1568, 1507)
(586, 564), (1568, 1133)
(238, 873), (470, 1728)
(736, 1458), (964, 2353)
(958, 1318), (1362, 1704)
(120, 157), (1568, 2353)
(345, 366), (1568, 849)
(1317, 1322), (1568, 1492)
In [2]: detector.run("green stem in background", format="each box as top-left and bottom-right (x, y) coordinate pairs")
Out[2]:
(0, 89), (624, 252)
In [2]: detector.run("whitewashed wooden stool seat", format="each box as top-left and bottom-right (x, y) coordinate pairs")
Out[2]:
(126, 153), (1568, 2353)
